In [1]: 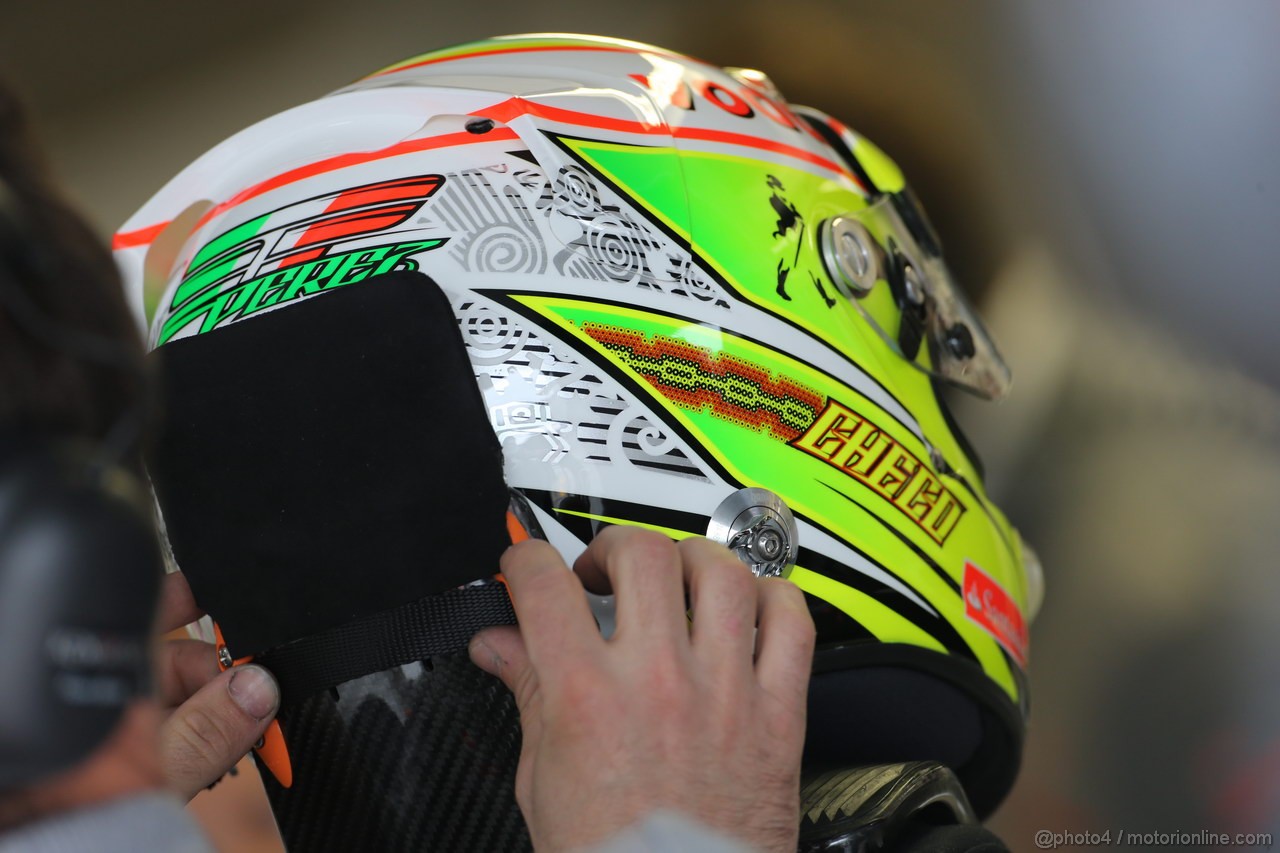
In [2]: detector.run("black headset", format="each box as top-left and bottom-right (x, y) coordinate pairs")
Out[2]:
(0, 175), (162, 791)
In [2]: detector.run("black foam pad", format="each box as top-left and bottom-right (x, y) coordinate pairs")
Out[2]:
(803, 652), (1022, 819)
(149, 272), (508, 656)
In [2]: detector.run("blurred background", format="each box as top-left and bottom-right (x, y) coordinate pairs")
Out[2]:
(4, 1), (1277, 849)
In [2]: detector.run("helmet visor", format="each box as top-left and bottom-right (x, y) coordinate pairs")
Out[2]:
(821, 192), (1011, 400)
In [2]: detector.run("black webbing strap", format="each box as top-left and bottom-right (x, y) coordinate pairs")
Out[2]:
(254, 581), (516, 707)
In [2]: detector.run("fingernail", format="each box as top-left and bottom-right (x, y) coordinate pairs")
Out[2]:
(468, 633), (503, 675)
(228, 665), (279, 721)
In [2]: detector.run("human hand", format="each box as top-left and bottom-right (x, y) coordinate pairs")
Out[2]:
(469, 527), (816, 853)
(153, 572), (280, 800)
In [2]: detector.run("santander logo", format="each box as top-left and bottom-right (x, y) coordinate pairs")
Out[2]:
(963, 561), (1029, 667)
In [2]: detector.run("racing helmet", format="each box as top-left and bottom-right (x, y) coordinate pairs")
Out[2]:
(115, 34), (1041, 848)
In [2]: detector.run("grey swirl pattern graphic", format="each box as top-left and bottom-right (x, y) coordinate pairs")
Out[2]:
(580, 213), (654, 282)
(456, 300), (530, 366)
(423, 157), (732, 309)
(464, 223), (543, 274)
(435, 170), (546, 274)
(551, 165), (602, 219)
(451, 298), (710, 481)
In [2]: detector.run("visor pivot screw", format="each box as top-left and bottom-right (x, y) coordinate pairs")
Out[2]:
(839, 231), (870, 279)
(465, 118), (495, 135)
(217, 645), (233, 669)
(707, 488), (799, 578)
(820, 216), (880, 296)
(755, 527), (784, 561)
(944, 322), (975, 360)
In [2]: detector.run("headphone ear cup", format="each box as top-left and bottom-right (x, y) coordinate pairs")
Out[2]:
(0, 437), (162, 790)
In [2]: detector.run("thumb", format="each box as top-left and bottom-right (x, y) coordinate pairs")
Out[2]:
(470, 625), (544, 754)
(469, 625), (539, 708)
(470, 625), (544, 814)
(469, 626), (527, 680)
(159, 664), (280, 800)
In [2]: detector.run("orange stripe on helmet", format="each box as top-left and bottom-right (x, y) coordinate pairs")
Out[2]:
(112, 130), (515, 252)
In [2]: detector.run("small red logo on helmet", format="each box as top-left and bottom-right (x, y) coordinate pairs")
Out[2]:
(963, 561), (1028, 667)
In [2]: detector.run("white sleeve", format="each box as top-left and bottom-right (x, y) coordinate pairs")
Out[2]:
(0, 792), (212, 853)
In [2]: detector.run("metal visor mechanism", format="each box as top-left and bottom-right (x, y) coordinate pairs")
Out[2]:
(820, 192), (1011, 400)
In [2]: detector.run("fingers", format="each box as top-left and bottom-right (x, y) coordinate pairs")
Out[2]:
(677, 538), (758, 671)
(574, 526), (687, 640)
(753, 578), (816, 704)
(156, 637), (220, 707)
(501, 529), (812, 706)
(483, 529), (813, 853)
(157, 571), (203, 634)
(159, 664), (280, 801)
(501, 540), (602, 672)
